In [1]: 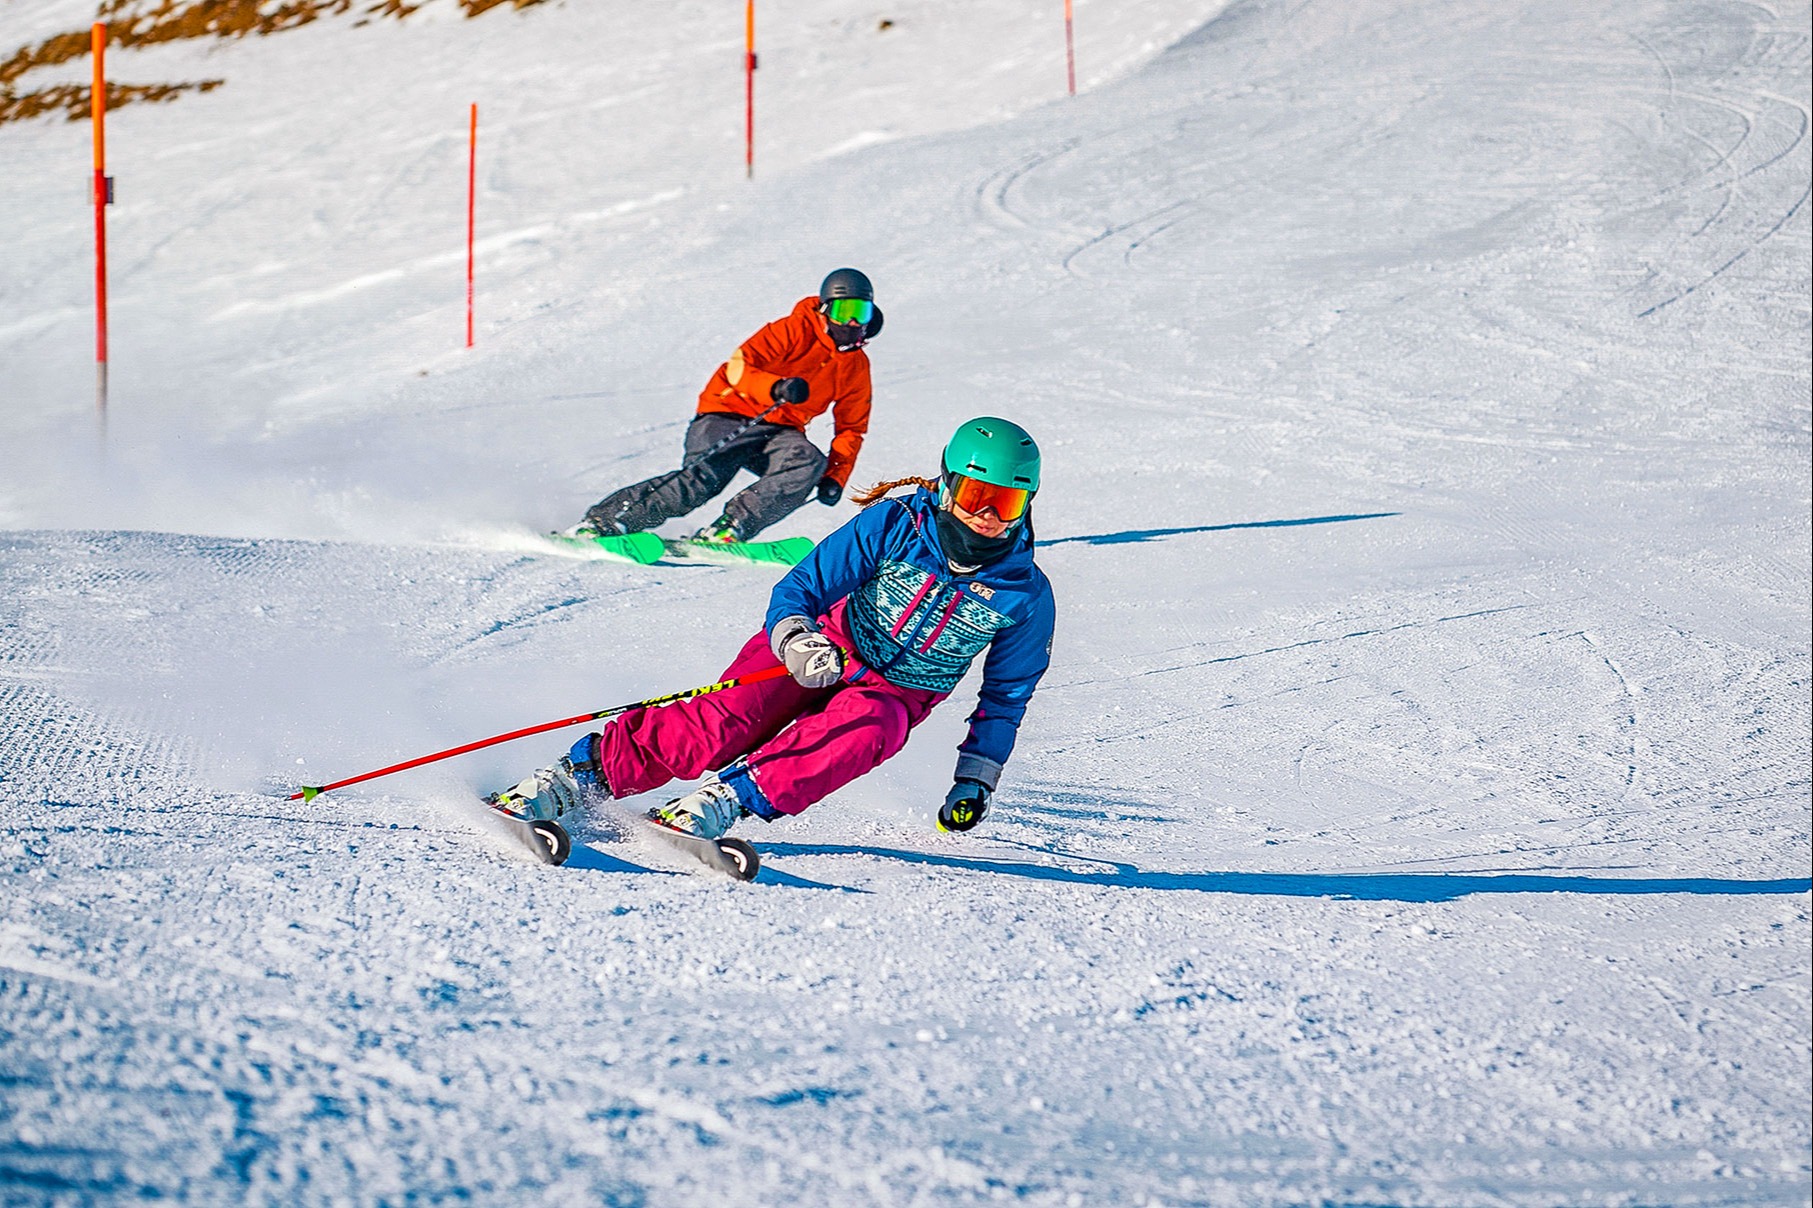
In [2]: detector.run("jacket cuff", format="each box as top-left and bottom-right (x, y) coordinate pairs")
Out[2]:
(953, 753), (1003, 792)
(769, 615), (817, 661)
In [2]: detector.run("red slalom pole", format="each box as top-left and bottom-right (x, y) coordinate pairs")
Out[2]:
(465, 102), (477, 348)
(744, 0), (756, 178)
(91, 22), (111, 418)
(289, 663), (792, 801)
(1064, 0), (1076, 97)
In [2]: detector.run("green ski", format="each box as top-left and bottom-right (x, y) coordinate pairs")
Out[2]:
(662, 536), (815, 567)
(546, 530), (665, 565)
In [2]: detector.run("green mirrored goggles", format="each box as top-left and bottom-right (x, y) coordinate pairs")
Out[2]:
(824, 298), (874, 326)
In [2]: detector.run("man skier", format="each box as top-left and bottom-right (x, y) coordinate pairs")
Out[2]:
(570, 268), (882, 545)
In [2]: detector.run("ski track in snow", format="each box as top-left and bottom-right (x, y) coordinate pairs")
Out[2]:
(1, 0), (1809, 1204)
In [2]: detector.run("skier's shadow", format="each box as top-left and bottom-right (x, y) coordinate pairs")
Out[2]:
(754, 843), (1812, 902)
(562, 844), (660, 875)
(1037, 511), (1399, 548)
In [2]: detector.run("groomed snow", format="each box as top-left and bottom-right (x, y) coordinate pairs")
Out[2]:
(1, 0), (1809, 1204)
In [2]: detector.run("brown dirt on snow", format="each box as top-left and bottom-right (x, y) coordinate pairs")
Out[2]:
(0, 0), (549, 127)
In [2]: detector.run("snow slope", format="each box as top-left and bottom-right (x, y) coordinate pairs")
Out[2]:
(1, 0), (1809, 1204)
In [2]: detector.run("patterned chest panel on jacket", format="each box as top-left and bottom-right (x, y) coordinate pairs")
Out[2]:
(848, 559), (1017, 693)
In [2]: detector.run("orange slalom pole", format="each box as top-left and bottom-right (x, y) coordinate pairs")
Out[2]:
(1064, 0), (1076, 96)
(466, 103), (477, 348)
(91, 22), (110, 417)
(744, 0), (756, 179)
(287, 664), (793, 801)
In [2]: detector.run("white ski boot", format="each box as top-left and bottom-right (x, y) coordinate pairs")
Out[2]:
(648, 778), (746, 840)
(487, 763), (579, 822)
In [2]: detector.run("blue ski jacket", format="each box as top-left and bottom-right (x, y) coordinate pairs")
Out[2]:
(766, 487), (1055, 789)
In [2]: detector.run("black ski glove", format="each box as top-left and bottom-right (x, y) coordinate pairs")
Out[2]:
(815, 476), (842, 506)
(771, 377), (809, 405)
(938, 780), (991, 832)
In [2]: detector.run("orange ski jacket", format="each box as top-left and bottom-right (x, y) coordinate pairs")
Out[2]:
(696, 295), (874, 488)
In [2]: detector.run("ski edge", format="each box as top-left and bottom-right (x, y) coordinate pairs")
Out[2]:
(642, 815), (761, 880)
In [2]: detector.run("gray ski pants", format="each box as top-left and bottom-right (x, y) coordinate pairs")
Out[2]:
(583, 413), (827, 541)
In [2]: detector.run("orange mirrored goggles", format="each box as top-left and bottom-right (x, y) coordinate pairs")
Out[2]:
(945, 472), (1032, 522)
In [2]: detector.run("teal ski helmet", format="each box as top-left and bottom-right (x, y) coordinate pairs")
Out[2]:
(942, 416), (1041, 492)
(940, 416), (1040, 533)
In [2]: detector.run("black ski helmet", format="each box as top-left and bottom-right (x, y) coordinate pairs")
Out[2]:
(819, 268), (874, 304)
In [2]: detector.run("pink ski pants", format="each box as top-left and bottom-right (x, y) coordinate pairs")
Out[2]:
(594, 605), (946, 815)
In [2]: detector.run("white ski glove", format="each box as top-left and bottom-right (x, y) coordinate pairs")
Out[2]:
(772, 616), (844, 689)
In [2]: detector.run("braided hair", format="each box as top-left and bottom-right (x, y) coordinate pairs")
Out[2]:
(850, 475), (939, 509)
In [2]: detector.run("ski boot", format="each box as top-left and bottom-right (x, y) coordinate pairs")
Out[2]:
(489, 733), (608, 818)
(645, 778), (761, 880)
(648, 777), (746, 840)
(485, 763), (580, 865)
(488, 763), (579, 821)
(691, 515), (742, 544)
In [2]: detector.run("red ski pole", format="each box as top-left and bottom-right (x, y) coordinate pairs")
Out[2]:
(289, 663), (791, 801)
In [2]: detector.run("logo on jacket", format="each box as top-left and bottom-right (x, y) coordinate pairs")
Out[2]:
(969, 583), (996, 601)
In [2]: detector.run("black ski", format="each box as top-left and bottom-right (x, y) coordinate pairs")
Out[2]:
(643, 812), (761, 880)
(483, 794), (573, 866)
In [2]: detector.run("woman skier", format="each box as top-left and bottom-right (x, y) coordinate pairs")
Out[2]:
(492, 416), (1055, 839)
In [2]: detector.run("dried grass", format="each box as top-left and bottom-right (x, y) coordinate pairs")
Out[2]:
(1, 0), (548, 126)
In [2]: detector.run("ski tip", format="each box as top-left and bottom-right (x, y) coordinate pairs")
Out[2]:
(545, 530), (665, 565)
(530, 819), (573, 866)
(717, 836), (761, 881)
(294, 786), (321, 802)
